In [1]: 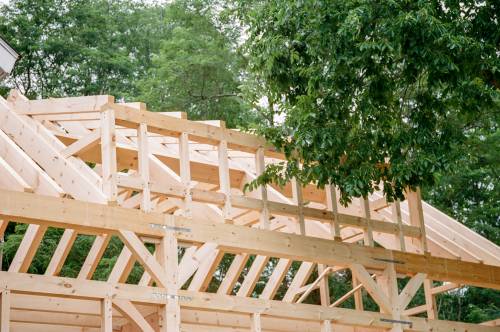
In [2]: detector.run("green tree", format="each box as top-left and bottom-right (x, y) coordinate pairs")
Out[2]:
(138, 0), (256, 128)
(235, 0), (499, 204)
(0, 0), (165, 99)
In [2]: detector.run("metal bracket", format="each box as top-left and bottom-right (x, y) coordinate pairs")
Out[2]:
(372, 257), (405, 265)
(380, 318), (412, 327)
(149, 223), (191, 233)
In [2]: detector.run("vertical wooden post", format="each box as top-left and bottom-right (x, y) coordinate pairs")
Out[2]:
(255, 147), (270, 230)
(360, 198), (374, 247)
(318, 263), (332, 332)
(291, 177), (305, 235)
(0, 290), (10, 332)
(101, 297), (112, 332)
(406, 187), (428, 253)
(325, 184), (341, 241)
(179, 132), (192, 218)
(384, 264), (403, 332)
(138, 122), (151, 212)
(250, 313), (262, 332)
(158, 215), (180, 332)
(352, 276), (364, 311)
(423, 279), (438, 319)
(391, 200), (406, 252)
(100, 107), (117, 203)
(218, 139), (232, 222)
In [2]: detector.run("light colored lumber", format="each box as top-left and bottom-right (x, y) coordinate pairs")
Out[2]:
(250, 312), (261, 332)
(236, 255), (269, 297)
(398, 273), (426, 311)
(113, 299), (154, 332)
(406, 187), (428, 252)
(0, 290), (9, 332)
(8, 224), (47, 273)
(78, 234), (110, 280)
(101, 297), (112, 332)
(100, 107), (118, 203)
(0, 156), (33, 192)
(45, 229), (77, 276)
(283, 262), (315, 302)
(218, 253), (249, 295)
(138, 123), (151, 212)
(259, 259), (291, 300)
(350, 263), (392, 313)
(61, 129), (101, 158)
(118, 230), (168, 288)
(1, 189), (500, 290)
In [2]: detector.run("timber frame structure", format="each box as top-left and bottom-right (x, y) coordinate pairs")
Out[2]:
(0, 90), (498, 332)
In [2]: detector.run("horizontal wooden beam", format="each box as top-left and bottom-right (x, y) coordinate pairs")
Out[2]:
(0, 189), (499, 290)
(0, 272), (496, 332)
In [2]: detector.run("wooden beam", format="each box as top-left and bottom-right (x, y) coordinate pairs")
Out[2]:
(1, 190), (500, 290)
(0, 156), (33, 192)
(259, 259), (291, 300)
(45, 229), (77, 276)
(179, 132), (192, 217)
(283, 262), (315, 302)
(157, 217), (180, 332)
(218, 139), (232, 222)
(100, 107), (118, 203)
(391, 200), (406, 252)
(398, 273), (426, 311)
(113, 299), (154, 332)
(0, 290), (9, 332)
(0, 97), (106, 203)
(78, 234), (110, 280)
(61, 129), (101, 158)
(118, 230), (168, 288)
(101, 297), (112, 332)
(406, 187), (428, 252)
(9, 224), (47, 273)
(138, 123), (151, 212)
(360, 198), (374, 247)
(217, 253), (249, 295)
(325, 185), (341, 240)
(255, 147), (270, 230)
(250, 312), (261, 332)
(291, 177), (305, 235)
(350, 263), (392, 313)
(236, 255), (269, 297)
(0, 271), (498, 332)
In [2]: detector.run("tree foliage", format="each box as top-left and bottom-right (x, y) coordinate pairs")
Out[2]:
(235, 0), (500, 204)
(138, 0), (255, 127)
(0, 0), (165, 99)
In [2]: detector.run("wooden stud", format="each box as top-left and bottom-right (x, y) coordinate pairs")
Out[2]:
(100, 107), (118, 203)
(291, 177), (305, 235)
(236, 255), (269, 297)
(138, 123), (151, 212)
(0, 290), (9, 332)
(157, 216), (180, 332)
(45, 229), (77, 276)
(360, 198), (374, 247)
(9, 224), (48, 273)
(325, 185), (341, 241)
(100, 297), (112, 332)
(78, 234), (110, 280)
(406, 187), (428, 252)
(391, 200), (406, 252)
(179, 132), (192, 218)
(255, 147), (270, 230)
(218, 140), (232, 222)
(424, 279), (438, 319)
(250, 312), (261, 332)
(113, 299), (154, 332)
